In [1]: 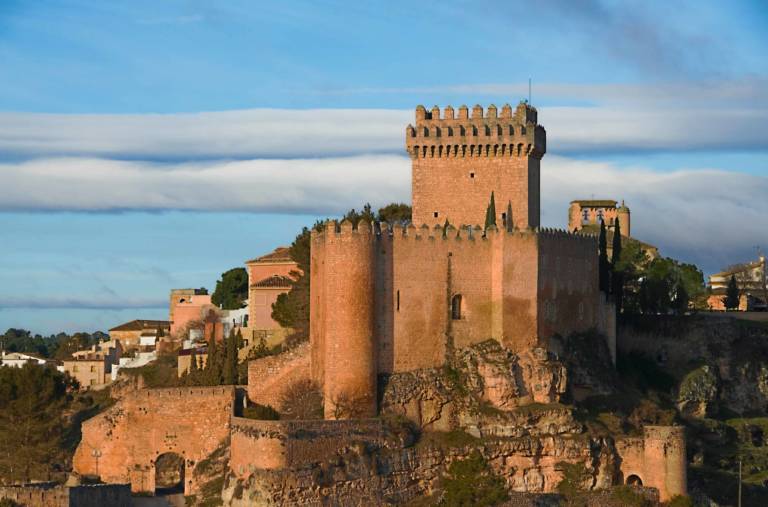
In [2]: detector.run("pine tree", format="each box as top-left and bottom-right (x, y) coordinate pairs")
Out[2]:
(598, 219), (610, 294)
(189, 349), (198, 372)
(505, 201), (513, 232)
(724, 275), (740, 311)
(611, 218), (623, 313)
(484, 192), (497, 229)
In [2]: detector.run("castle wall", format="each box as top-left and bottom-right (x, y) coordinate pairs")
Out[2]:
(616, 426), (687, 502)
(73, 387), (234, 495)
(0, 484), (131, 507)
(247, 341), (310, 410)
(314, 220), (377, 419)
(407, 103), (545, 229)
(229, 417), (384, 478)
(537, 231), (600, 341)
(501, 230), (540, 351)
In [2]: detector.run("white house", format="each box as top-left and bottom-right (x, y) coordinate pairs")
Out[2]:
(0, 351), (48, 368)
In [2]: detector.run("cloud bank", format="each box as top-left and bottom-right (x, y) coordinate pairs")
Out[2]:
(2, 79), (767, 160)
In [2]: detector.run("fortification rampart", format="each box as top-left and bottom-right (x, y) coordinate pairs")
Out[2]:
(408, 102), (545, 228)
(229, 416), (384, 478)
(406, 103), (545, 159)
(311, 219), (603, 417)
(0, 483), (131, 507)
(616, 426), (687, 502)
(247, 341), (310, 410)
(73, 386), (234, 495)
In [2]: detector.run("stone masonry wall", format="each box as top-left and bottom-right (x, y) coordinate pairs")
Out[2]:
(0, 484), (131, 507)
(73, 386), (234, 495)
(229, 417), (384, 478)
(247, 341), (310, 410)
(406, 103), (545, 229)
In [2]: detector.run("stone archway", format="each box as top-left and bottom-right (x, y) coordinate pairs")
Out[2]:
(155, 452), (185, 495)
(626, 474), (643, 486)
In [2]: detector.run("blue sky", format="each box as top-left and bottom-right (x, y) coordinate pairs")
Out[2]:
(1, 0), (767, 334)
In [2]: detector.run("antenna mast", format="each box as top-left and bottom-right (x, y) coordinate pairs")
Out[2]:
(528, 78), (532, 105)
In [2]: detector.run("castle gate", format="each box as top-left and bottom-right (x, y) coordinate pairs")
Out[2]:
(73, 387), (234, 495)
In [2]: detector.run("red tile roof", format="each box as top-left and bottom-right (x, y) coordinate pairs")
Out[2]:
(251, 274), (293, 288)
(246, 246), (293, 264)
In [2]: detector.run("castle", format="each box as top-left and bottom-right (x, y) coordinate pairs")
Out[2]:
(72, 101), (687, 504)
(310, 102), (615, 419)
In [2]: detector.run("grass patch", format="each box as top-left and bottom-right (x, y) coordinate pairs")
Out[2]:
(416, 430), (479, 450)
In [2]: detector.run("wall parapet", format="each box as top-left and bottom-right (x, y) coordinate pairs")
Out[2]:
(230, 416), (385, 475)
(312, 221), (597, 246)
(407, 103), (545, 159)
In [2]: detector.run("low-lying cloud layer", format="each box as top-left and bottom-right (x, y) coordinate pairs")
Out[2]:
(2, 153), (765, 273)
(2, 79), (767, 159)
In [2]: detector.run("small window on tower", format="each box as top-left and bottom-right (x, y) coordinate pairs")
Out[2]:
(434, 211), (439, 218)
(470, 172), (475, 178)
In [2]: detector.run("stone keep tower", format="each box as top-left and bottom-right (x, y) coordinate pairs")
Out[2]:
(406, 102), (546, 228)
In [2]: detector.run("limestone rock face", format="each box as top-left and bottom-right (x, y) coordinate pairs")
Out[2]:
(380, 340), (569, 432)
(677, 365), (719, 418)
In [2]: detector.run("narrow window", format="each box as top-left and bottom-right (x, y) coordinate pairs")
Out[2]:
(470, 172), (475, 179)
(434, 211), (439, 218)
(451, 294), (463, 320)
(501, 212), (506, 225)
(396, 290), (400, 311)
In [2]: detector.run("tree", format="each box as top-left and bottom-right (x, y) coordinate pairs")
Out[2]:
(211, 268), (248, 310)
(272, 225), (315, 345)
(0, 364), (73, 482)
(343, 203), (375, 225)
(377, 203), (412, 224)
(279, 379), (323, 420)
(673, 281), (689, 315)
(611, 218), (624, 313)
(484, 192), (496, 229)
(440, 450), (509, 506)
(222, 330), (238, 385)
(598, 220), (610, 294)
(505, 201), (513, 232)
(724, 275), (740, 311)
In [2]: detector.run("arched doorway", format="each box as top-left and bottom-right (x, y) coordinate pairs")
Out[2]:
(626, 474), (643, 486)
(155, 452), (185, 495)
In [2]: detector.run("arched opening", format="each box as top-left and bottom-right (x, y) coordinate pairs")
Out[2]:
(155, 452), (185, 495)
(626, 474), (643, 486)
(451, 294), (463, 320)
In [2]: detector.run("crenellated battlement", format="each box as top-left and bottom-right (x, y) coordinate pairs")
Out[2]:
(312, 220), (596, 247)
(406, 102), (545, 159)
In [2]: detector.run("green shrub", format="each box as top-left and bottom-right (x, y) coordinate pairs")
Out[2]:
(609, 486), (652, 507)
(440, 450), (508, 506)
(242, 403), (279, 420)
(666, 495), (694, 507)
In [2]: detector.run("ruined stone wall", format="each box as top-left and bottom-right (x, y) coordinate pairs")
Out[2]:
(615, 426), (687, 502)
(537, 230), (601, 341)
(73, 386), (234, 495)
(406, 103), (545, 229)
(229, 417), (384, 478)
(247, 342), (310, 409)
(0, 484), (131, 507)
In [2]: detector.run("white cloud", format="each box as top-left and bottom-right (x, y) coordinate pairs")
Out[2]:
(0, 155), (411, 215)
(1, 79), (767, 160)
(1, 153), (765, 272)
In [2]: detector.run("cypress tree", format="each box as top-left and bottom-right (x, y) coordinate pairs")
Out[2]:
(484, 192), (497, 229)
(724, 275), (740, 310)
(611, 218), (623, 313)
(598, 219), (609, 294)
(506, 201), (514, 232)
(223, 330), (237, 385)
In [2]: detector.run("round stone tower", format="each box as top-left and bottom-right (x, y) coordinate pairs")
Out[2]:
(642, 425), (687, 502)
(319, 219), (377, 419)
(617, 200), (631, 237)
